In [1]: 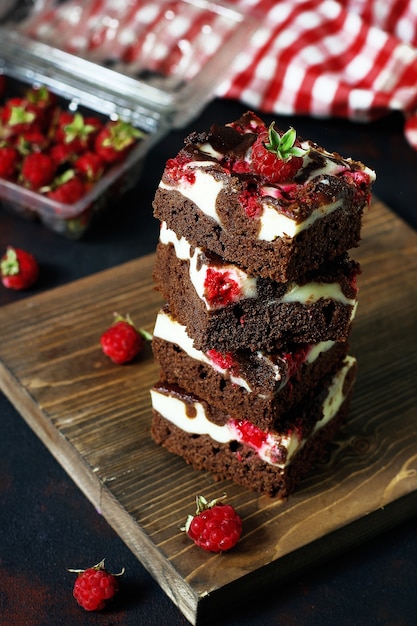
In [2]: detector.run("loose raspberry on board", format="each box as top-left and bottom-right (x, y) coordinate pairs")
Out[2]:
(100, 312), (152, 364)
(68, 559), (124, 611)
(182, 495), (242, 553)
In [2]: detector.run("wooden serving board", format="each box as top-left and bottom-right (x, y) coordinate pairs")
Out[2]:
(0, 199), (416, 625)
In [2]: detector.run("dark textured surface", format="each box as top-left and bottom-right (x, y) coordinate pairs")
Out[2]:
(1, 97), (417, 625)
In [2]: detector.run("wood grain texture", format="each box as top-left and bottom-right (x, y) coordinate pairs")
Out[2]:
(0, 199), (416, 624)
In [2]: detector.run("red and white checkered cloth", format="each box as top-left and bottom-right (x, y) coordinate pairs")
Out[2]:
(218, 0), (417, 150)
(19, 0), (417, 149)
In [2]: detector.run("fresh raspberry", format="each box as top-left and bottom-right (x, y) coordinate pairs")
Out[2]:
(17, 127), (48, 152)
(251, 123), (306, 183)
(1, 97), (42, 136)
(54, 111), (102, 153)
(46, 170), (87, 204)
(68, 559), (124, 612)
(25, 84), (57, 112)
(21, 151), (57, 189)
(204, 268), (241, 308)
(100, 313), (151, 364)
(53, 110), (73, 140)
(94, 119), (144, 163)
(0, 246), (39, 290)
(183, 495), (242, 553)
(75, 151), (104, 181)
(49, 142), (76, 166)
(0, 145), (19, 180)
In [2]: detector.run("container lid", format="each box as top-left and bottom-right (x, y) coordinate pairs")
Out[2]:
(0, 0), (257, 131)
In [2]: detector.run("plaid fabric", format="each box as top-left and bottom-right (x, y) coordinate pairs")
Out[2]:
(19, 0), (417, 149)
(218, 0), (417, 150)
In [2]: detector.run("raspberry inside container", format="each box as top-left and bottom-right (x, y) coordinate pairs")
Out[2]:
(0, 0), (255, 236)
(0, 74), (161, 238)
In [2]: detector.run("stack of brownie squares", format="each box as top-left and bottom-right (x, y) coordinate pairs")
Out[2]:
(150, 111), (375, 498)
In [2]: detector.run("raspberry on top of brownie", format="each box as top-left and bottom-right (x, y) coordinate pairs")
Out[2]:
(153, 111), (376, 282)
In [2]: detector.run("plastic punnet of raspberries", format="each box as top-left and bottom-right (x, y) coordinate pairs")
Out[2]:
(182, 494), (242, 553)
(68, 559), (124, 611)
(100, 312), (152, 364)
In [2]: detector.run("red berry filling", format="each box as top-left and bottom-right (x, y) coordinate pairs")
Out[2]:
(231, 160), (252, 174)
(238, 181), (262, 218)
(342, 169), (371, 187)
(231, 418), (267, 450)
(341, 169), (373, 204)
(282, 345), (310, 379)
(230, 418), (290, 465)
(206, 349), (236, 371)
(165, 153), (195, 184)
(204, 268), (241, 307)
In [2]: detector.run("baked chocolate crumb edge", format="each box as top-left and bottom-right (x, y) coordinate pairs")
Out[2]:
(150, 388), (353, 499)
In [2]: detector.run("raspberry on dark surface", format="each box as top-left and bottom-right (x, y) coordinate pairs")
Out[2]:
(69, 559), (124, 612)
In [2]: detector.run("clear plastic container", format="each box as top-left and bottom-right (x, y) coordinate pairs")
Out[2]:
(0, 0), (256, 236)
(0, 116), (152, 238)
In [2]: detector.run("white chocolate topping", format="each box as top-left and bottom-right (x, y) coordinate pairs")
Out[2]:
(281, 281), (354, 306)
(160, 167), (345, 241)
(258, 197), (343, 240)
(160, 164), (224, 221)
(159, 138), (375, 242)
